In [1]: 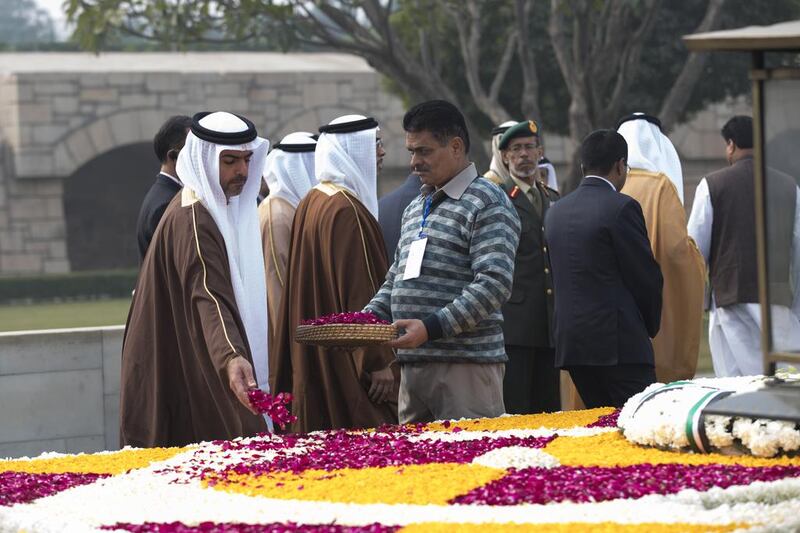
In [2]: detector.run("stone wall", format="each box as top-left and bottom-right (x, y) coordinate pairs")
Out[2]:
(0, 326), (123, 459)
(0, 53), (408, 275)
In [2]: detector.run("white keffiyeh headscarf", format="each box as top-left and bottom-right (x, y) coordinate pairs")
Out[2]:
(489, 120), (518, 184)
(315, 114), (379, 219)
(176, 112), (272, 428)
(537, 160), (560, 192)
(263, 132), (317, 208)
(618, 113), (684, 205)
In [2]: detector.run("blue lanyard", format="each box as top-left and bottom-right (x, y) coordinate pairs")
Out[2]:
(419, 194), (434, 238)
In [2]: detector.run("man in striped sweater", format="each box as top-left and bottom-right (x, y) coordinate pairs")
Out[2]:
(365, 100), (521, 423)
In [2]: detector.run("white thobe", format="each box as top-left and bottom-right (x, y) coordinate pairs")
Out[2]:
(687, 178), (800, 377)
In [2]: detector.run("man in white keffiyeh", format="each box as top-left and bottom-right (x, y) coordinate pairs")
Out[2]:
(484, 120), (518, 185)
(617, 112), (705, 384)
(271, 114), (399, 433)
(258, 132), (317, 339)
(120, 111), (273, 447)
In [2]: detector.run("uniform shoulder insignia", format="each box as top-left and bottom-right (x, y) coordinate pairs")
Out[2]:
(509, 185), (521, 199)
(538, 181), (560, 199)
(484, 171), (504, 186)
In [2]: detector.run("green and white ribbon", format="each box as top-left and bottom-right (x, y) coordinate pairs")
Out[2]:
(685, 389), (735, 453)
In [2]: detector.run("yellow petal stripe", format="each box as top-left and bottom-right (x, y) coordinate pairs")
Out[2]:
(0, 447), (188, 475)
(424, 408), (615, 432)
(545, 432), (800, 468)
(207, 462), (506, 505)
(400, 522), (745, 532)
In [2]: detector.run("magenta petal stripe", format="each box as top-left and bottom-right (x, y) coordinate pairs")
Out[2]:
(205, 431), (556, 480)
(104, 522), (400, 533)
(587, 409), (621, 428)
(0, 471), (108, 506)
(451, 463), (800, 505)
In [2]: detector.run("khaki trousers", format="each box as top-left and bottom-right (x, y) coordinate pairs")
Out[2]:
(398, 361), (505, 424)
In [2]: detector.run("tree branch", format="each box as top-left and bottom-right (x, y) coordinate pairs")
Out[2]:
(515, 0), (541, 120)
(659, 0), (727, 132)
(489, 31), (518, 103)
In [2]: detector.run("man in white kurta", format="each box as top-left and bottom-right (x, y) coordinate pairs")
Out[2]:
(687, 116), (800, 376)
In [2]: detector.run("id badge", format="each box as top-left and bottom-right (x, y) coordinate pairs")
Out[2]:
(402, 237), (428, 280)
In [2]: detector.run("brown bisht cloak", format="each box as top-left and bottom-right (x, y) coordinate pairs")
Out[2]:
(622, 169), (706, 383)
(271, 184), (398, 433)
(258, 195), (295, 342)
(120, 191), (268, 448)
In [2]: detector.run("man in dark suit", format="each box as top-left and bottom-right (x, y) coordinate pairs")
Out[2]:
(378, 173), (422, 262)
(136, 115), (192, 260)
(544, 129), (663, 408)
(487, 120), (560, 414)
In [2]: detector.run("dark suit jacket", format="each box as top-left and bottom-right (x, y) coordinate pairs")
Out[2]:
(136, 173), (182, 260)
(544, 177), (663, 368)
(495, 179), (558, 348)
(378, 173), (422, 263)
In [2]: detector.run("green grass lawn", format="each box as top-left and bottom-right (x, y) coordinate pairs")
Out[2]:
(0, 298), (131, 332)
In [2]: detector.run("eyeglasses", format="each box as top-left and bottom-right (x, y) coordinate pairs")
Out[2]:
(508, 143), (540, 154)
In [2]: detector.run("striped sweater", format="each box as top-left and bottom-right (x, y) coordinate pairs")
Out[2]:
(365, 164), (520, 363)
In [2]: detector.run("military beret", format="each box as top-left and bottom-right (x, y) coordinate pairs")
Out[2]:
(498, 120), (540, 150)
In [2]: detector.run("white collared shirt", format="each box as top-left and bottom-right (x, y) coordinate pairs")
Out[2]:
(160, 171), (182, 187)
(584, 175), (616, 191)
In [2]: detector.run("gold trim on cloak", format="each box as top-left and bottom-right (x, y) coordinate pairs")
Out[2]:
(266, 199), (285, 288)
(314, 182), (378, 294)
(190, 202), (241, 360)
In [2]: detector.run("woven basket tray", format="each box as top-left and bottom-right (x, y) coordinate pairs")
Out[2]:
(295, 323), (398, 347)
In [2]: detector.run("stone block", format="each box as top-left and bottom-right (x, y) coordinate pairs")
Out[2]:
(8, 196), (47, 220)
(16, 83), (34, 102)
(0, 328), (103, 376)
(104, 393), (119, 451)
(1, 253), (42, 273)
(45, 193), (65, 219)
(53, 143), (76, 177)
(102, 327), (124, 395)
(79, 88), (117, 102)
(47, 240), (67, 258)
(28, 220), (64, 240)
(0, 369), (103, 442)
(86, 118), (115, 155)
(51, 96), (80, 115)
(65, 128), (97, 169)
(79, 74), (107, 88)
(34, 179), (63, 197)
(0, 438), (66, 460)
(43, 258), (70, 274)
(65, 435), (106, 454)
(279, 93), (303, 107)
(159, 93), (179, 108)
(248, 88), (278, 102)
(25, 241), (50, 253)
(204, 96), (250, 112)
(14, 150), (54, 177)
(209, 82), (243, 96)
(119, 93), (159, 108)
(30, 124), (65, 144)
(338, 82), (353, 100)
(138, 109), (170, 142)
(146, 74), (182, 92)
(107, 112), (142, 146)
(0, 230), (23, 252)
(106, 73), (145, 86)
(33, 83), (77, 95)
(18, 103), (52, 124)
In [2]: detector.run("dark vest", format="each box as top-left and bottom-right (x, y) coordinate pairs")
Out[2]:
(497, 179), (558, 347)
(706, 156), (796, 307)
